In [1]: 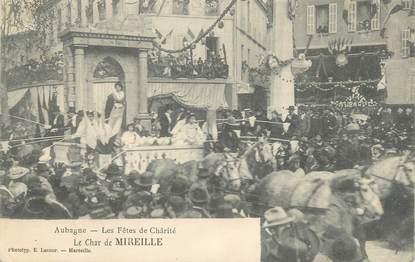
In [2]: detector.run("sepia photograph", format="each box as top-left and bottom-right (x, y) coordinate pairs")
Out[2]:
(0, 0), (414, 261)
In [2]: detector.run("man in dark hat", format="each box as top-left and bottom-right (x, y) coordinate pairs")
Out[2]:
(168, 176), (189, 199)
(159, 106), (173, 137)
(218, 117), (241, 152)
(180, 185), (211, 218)
(261, 206), (310, 262)
(123, 172), (156, 216)
(165, 196), (188, 218)
(49, 107), (65, 137)
(66, 107), (80, 134)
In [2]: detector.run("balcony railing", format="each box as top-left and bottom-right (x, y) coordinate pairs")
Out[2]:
(148, 52), (229, 79)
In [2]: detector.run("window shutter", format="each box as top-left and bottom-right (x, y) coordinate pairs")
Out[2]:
(329, 3), (337, 33)
(307, 5), (315, 34)
(402, 29), (410, 58)
(371, 0), (380, 30)
(348, 1), (356, 32)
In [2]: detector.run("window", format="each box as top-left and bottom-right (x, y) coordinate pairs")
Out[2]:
(97, 0), (106, 20)
(66, 1), (72, 26)
(316, 4), (329, 33)
(77, 0), (82, 25)
(86, 0), (94, 24)
(349, 0), (380, 31)
(205, 0), (219, 15)
(247, 48), (250, 65)
(306, 5), (315, 34)
(348, 1), (357, 31)
(57, 8), (62, 31)
(402, 0), (411, 9)
(172, 0), (189, 15)
(113, 0), (121, 15)
(206, 37), (219, 59)
(371, 0), (380, 30)
(402, 29), (411, 57)
(329, 3), (337, 33)
(139, 0), (156, 14)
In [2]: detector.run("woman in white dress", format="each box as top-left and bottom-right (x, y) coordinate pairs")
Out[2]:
(105, 82), (125, 138)
(121, 123), (140, 147)
(179, 114), (205, 145)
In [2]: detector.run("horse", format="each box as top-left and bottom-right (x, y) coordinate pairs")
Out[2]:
(363, 152), (415, 249)
(254, 169), (384, 260)
(238, 140), (274, 182)
(146, 153), (242, 196)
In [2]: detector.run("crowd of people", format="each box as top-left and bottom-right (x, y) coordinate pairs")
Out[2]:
(6, 52), (64, 87)
(215, 104), (414, 174)
(0, 102), (413, 261)
(148, 51), (229, 79)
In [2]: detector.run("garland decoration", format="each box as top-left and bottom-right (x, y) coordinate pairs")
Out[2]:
(152, 0), (238, 54)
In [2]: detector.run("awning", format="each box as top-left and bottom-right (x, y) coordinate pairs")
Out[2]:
(149, 81), (228, 109)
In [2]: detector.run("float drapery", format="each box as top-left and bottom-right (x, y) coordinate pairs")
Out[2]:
(149, 82), (228, 109)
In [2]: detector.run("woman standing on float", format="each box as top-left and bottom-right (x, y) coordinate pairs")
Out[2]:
(105, 81), (125, 138)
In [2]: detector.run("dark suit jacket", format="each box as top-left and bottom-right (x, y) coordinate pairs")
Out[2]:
(159, 113), (172, 137)
(50, 114), (65, 136)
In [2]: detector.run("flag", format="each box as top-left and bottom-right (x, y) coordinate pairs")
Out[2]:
(183, 28), (195, 46)
(10, 89), (32, 119)
(37, 89), (45, 125)
(389, 3), (403, 15)
(288, 0), (297, 20)
(377, 71), (387, 100)
(48, 87), (54, 125)
(343, 0), (351, 24)
(42, 87), (49, 125)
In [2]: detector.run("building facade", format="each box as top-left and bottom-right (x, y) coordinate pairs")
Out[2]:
(293, 0), (414, 105)
(5, 0), (273, 120)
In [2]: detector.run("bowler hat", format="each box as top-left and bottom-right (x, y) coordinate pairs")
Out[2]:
(189, 186), (209, 204)
(105, 164), (122, 176)
(328, 235), (362, 262)
(197, 163), (210, 178)
(35, 163), (50, 174)
(134, 173), (155, 187)
(215, 203), (234, 218)
(168, 196), (187, 213)
(169, 177), (189, 196)
(262, 206), (294, 228)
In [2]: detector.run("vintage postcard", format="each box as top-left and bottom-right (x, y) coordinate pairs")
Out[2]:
(0, 0), (414, 261)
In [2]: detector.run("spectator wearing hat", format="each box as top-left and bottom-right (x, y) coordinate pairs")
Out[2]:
(261, 206), (309, 262)
(287, 154), (305, 176)
(165, 196), (188, 218)
(7, 166), (55, 199)
(322, 231), (364, 262)
(66, 107), (81, 135)
(168, 176), (189, 198)
(159, 106), (173, 137)
(218, 117), (241, 152)
(49, 108), (65, 137)
(269, 111), (284, 139)
(298, 106), (311, 138)
(181, 185), (210, 218)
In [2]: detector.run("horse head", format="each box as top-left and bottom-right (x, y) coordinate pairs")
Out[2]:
(331, 174), (384, 223)
(253, 142), (274, 164)
(214, 153), (241, 192)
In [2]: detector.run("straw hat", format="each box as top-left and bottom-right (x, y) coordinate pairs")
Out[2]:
(262, 207), (294, 228)
(8, 166), (30, 180)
